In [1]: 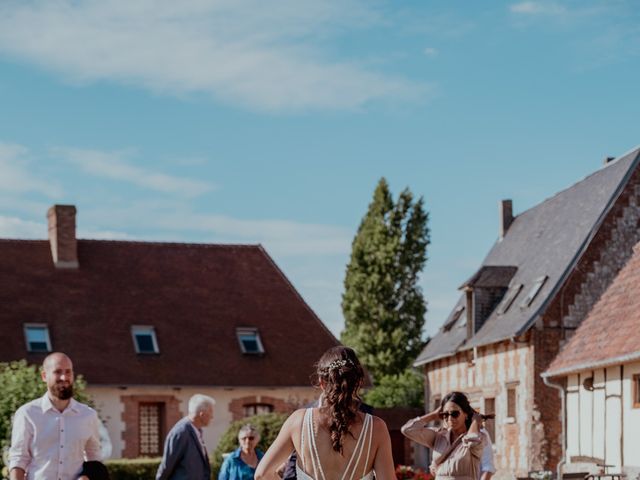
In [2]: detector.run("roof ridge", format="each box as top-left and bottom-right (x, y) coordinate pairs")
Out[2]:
(513, 147), (640, 221)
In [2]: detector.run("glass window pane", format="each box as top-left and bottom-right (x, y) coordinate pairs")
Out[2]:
(136, 334), (155, 353)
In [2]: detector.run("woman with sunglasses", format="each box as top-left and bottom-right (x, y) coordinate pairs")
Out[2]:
(219, 424), (264, 480)
(401, 391), (493, 480)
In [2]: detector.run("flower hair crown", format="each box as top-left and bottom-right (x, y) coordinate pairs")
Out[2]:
(325, 359), (352, 371)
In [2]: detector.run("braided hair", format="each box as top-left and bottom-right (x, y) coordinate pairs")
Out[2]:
(314, 346), (365, 454)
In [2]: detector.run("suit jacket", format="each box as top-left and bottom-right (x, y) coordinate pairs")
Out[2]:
(156, 417), (211, 480)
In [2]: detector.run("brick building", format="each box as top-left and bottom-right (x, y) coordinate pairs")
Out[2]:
(543, 242), (640, 480)
(413, 147), (640, 478)
(0, 204), (339, 458)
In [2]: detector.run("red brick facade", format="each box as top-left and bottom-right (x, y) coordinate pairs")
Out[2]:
(121, 394), (182, 458)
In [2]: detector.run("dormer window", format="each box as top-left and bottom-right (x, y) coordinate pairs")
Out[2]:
(132, 326), (159, 354)
(24, 324), (52, 352)
(520, 276), (547, 308)
(497, 284), (523, 315)
(236, 328), (264, 355)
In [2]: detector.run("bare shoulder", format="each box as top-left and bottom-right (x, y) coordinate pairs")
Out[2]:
(281, 408), (307, 430)
(370, 415), (391, 437)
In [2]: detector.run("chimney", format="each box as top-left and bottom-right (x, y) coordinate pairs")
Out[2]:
(603, 156), (615, 165)
(499, 199), (513, 239)
(47, 205), (78, 269)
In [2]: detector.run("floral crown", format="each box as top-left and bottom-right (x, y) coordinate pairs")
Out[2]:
(324, 358), (352, 372)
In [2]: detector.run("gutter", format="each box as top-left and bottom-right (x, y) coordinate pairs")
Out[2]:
(543, 350), (640, 378)
(542, 375), (566, 480)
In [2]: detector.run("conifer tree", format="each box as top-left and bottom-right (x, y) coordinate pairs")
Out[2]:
(341, 178), (429, 380)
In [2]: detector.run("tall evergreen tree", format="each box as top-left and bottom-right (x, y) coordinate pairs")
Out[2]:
(341, 178), (429, 380)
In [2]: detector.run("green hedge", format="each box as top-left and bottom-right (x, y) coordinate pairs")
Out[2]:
(211, 412), (288, 478)
(105, 458), (162, 480)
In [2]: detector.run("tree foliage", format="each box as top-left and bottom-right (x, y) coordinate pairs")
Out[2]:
(341, 178), (429, 380)
(211, 412), (288, 477)
(0, 360), (91, 472)
(363, 369), (424, 408)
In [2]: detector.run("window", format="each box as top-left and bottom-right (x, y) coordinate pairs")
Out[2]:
(139, 402), (163, 456)
(520, 276), (548, 308)
(634, 374), (640, 408)
(497, 284), (522, 314)
(236, 328), (264, 354)
(24, 324), (52, 352)
(507, 383), (518, 420)
(443, 306), (464, 332)
(243, 403), (274, 417)
(131, 326), (159, 354)
(484, 397), (496, 442)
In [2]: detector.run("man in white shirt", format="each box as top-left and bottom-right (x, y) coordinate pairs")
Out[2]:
(9, 352), (102, 480)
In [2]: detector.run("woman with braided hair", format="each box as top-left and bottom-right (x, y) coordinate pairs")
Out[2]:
(255, 346), (395, 480)
(401, 391), (494, 480)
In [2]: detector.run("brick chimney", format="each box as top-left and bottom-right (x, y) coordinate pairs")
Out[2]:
(499, 199), (513, 239)
(47, 205), (78, 269)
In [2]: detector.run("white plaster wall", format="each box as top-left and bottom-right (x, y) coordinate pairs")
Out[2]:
(86, 385), (317, 459)
(605, 366), (622, 467)
(622, 361), (640, 468)
(592, 369), (605, 462)
(579, 372), (594, 459)
(566, 375), (580, 459)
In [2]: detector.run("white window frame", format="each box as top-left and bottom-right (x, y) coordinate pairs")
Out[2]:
(520, 276), (548, 308)
(24, 323), (52, 353)
(236, 327), (265, 355)
(131, 325), (160, 354)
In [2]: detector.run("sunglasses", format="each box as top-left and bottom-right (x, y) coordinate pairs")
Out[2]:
(439, 410), (462, 419)
(240, 436), (255, 441)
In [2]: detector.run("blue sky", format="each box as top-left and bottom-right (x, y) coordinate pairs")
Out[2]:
(1, 0), (639, 338)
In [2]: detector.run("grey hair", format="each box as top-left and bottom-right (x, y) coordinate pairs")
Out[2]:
(238, 423), (260, 440)
(188, 394), (216, 416)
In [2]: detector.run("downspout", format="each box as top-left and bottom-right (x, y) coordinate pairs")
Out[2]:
(543, 375), (566, 480)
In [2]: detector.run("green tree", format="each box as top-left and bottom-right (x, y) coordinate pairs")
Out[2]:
(363, 369), (424, 408)
(0, 360), (92, 472)
(341, 178), (429, 380)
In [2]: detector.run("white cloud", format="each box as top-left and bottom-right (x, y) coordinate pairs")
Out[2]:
(510, 1), (567, 15)
(0, 142), (63, 198)
(0, 0), (424, 112)
(0, 215), (46, 239)
(423, 47), (438, 57)
(52, 147), (214, 197)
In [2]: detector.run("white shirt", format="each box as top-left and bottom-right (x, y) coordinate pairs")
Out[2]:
(480, 429), (496, 476)
(9, 394), (102, 480)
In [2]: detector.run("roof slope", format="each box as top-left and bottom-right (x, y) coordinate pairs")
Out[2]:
(0, 240), (338, 386)
(544, 242), (640, 377)
(416, 147), (640, 366)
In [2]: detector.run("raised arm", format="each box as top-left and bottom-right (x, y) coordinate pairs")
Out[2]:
(400, 408), (441, 449)
(255, 410), (303, 480)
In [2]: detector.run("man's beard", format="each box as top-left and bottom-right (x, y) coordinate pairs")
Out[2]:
(52, 383), (74, 400)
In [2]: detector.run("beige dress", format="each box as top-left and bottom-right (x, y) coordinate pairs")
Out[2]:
(401, 417), (484, 480)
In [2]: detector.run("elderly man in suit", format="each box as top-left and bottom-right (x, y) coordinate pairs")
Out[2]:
(156, 394), (216, 480)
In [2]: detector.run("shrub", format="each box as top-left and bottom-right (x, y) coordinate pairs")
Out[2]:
(363, 369), (424, 408)
(0, 360), (92, 472)
(105, 458), (161, 480)
(211, 412), (288, 477)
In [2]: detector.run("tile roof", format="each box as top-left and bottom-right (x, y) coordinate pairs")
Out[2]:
(543, 242), (640, 377)
(0, 239), (339, 386)
(415, 147), (640, 366)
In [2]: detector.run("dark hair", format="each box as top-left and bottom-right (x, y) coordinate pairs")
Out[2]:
(440, 391), (475, 431)
(314, 346), (365, 453)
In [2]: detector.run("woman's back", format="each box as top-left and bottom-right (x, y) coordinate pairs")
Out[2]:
(294, 408), (375, 480)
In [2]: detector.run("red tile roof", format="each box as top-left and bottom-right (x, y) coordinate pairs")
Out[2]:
(544, 242), (640, 377)
(0, 239), (339, 386)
